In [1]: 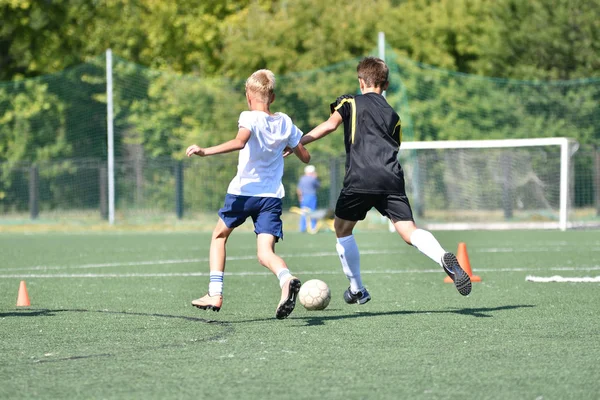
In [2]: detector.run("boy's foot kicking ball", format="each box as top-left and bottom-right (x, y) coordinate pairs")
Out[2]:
(276, 277), (301, 319)
(343, 287), (371, 304)
(442, 253), (472, 296)
(191, 293), (223, 312)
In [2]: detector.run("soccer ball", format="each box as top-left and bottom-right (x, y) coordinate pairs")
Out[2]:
(299, 279), (331, 311)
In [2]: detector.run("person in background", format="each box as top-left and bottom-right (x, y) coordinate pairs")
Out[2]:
(296, 165), (321, 233)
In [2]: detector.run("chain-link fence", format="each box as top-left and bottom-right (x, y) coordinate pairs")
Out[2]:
(1, 50), (598, 228)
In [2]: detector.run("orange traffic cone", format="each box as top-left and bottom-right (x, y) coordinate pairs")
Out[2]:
(16, 280), (31, 307)
(444, 242), (481, 283)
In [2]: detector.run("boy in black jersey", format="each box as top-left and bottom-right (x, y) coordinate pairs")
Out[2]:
(298, 57), (471, 302)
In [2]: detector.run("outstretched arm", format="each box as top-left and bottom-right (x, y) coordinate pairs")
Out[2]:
(292, 142), (310, 164)
(186, 128), (251, 157)
(300, 111), (343, 146)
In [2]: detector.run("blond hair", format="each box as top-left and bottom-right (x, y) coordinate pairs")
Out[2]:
(245, 69), (275, 103)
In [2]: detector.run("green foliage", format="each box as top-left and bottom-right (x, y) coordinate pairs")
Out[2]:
(0, 0), (598, 215)
(0, 80), (69, 164)
(123, 67), (245, 158)
(384, 0), (495, 73)
(218, 0), (391, 77)
(384, 0), (600, 80)
(483, 0), (600, 80)
(393, 52), (600, 145)
(0, 0), (99, 79)
(2, 0), (597, 81)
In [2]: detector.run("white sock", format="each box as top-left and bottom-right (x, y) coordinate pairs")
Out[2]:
(410, 229), (446, 267)
(336, 235), (363, 293)
(277, 269), (292, 288)
(208, 271), (224, 296)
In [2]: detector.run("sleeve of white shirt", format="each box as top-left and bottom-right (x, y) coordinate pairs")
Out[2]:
(287, 122), (303, 148)
(238, 111), (255, 131)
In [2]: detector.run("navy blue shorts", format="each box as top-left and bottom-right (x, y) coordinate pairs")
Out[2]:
(218, 194), (284, 240)
(335, 189), (414, 223)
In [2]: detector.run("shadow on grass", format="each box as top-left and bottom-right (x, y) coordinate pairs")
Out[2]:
(0, 308), (226, 324)
(231, 304), (536, 326)
(1, 308), (235, 363)
(1, 308), (232, 341)
(0, 309), (56, 318)
(1, 304), (536, 329)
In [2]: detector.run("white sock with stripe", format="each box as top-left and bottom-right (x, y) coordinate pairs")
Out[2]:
(208, 271), (224, 296)
(277, 269), (292, 288)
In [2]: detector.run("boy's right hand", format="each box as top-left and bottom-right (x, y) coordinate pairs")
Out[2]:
(186, 144), (206, 157)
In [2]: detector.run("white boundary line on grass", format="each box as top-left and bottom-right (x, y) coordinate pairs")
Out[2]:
(0, 250), (399, 272)
(3, 245), (600, 273)
(1, 246), (599, 279)
(2, 265), (600, 279)
(526, 275), (600, 283)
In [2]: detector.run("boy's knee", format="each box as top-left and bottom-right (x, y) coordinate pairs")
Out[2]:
(392, 220), (417, 243)
(212, 229), (230, 241)
(256, 248), (274, 266)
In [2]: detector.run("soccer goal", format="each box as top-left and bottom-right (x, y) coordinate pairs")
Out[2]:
(399, 137), (578, 231)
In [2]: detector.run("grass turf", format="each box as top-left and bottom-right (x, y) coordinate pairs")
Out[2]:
(1, 229), (599, 399)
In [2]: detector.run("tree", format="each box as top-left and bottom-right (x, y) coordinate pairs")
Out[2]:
(483, 0), (600, 80)
(0, 0), (99, 80)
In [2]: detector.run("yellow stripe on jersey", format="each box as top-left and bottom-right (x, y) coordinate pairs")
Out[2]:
(395, 120), (402, 144)
(334, 98), (357, 143)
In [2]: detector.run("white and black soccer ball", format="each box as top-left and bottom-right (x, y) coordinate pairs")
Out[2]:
(299, 279), (331, 311)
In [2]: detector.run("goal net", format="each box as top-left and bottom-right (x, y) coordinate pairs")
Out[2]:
(399, 137), (577, 231)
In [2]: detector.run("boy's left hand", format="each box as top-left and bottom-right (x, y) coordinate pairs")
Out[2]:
(283, 146), (293, 158)
(186, 144), (206, 157)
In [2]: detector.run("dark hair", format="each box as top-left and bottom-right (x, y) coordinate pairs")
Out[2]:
(356, 57), (389, 88)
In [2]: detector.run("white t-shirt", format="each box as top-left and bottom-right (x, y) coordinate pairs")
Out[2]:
(226, 111), (303, 198)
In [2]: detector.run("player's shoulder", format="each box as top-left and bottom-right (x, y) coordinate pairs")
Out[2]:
(239, 110), (259, 121)
(239, 110), (265, 130)
(330, 94), (355, 113)
(333, 94), (355, 105)
(273, 111), (292, 122)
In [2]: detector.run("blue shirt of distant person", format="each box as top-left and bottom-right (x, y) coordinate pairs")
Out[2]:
(297, 165), (321, 232)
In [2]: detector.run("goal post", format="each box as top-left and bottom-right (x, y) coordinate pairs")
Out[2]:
(399, 137), (577, 231)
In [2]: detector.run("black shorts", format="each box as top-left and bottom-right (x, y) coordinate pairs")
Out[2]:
(334, 189), (414, 222)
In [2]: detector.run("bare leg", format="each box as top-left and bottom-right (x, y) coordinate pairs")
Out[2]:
(256, 233), (288, 275)
(191, 218), (234, 311)
(210, 218), (234, 273)
(392, 220), (418, 244)
(334, 216), (358, 238)
(256, 233), (301, 319)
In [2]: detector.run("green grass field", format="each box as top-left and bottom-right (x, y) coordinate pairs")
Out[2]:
(1, 229), (599, 399)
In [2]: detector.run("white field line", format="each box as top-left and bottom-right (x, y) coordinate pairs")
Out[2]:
(1, 246), (600, 279)
(476, 246), (600, 253)
(4, 245), (600, 273)
(526, 275), (600, 283)
(2, 266), (600, 279)
(0, 250), (393, 272)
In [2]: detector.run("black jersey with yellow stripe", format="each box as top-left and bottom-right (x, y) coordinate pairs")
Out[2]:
(330, 92), (405, 194)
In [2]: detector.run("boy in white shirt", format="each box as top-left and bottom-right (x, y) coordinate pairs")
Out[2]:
(186, 69), (311, 319)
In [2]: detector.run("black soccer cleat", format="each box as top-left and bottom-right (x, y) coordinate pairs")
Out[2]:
(442, 252), (472, 296)
(343, 287), (371, 304)
(276, 278), (302, 319)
